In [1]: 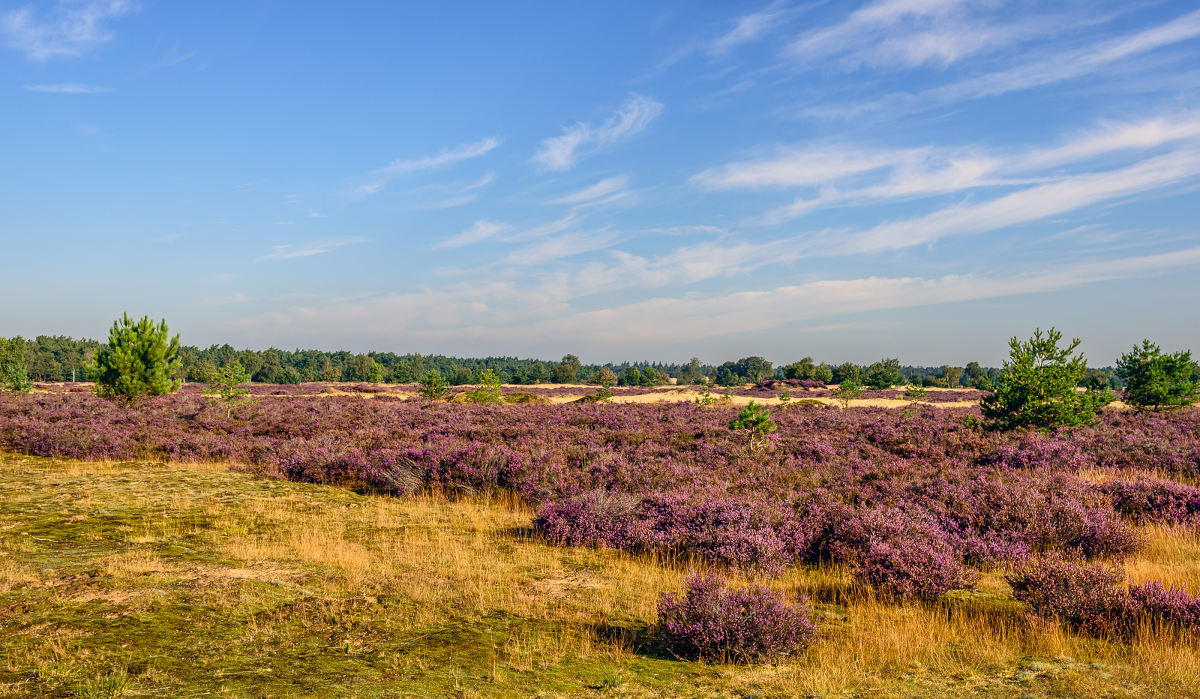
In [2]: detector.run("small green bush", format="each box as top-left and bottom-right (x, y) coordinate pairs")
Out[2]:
(729, 400), (776, 452)
(203, 361), (252, 416)
(417, 371), (451, 400)
(463, 369), (504, 404)
(834, 379), (863, 407)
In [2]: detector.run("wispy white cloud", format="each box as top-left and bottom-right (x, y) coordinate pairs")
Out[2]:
(259, 236), (367, 260)
(437, 219), (512, 249)
(377, 137), (502, 176)
(505, 213), (581, 243)
(837, 147), (1200, 254)
(23, 82), (112, 93)
(710, 1), (791, 53)
(783, 0), (1053, 71)
(795, 9), (1200, 120)
(533, 95), (663, 171)
(928, 9), (1200, 101)
(547, 176), (631, 205)
(358, 137), (501, 196)
(502, 230), (619, 265)
(694, 145), (912, 189)
(519, 246), (1200, 345)
(695, 112), (1200, 226)
(229, 245), (1200, 354)
(1, 0), (135, 60)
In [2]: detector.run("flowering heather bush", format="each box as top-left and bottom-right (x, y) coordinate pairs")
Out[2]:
(1127, 580), (1200, 632)
(536, 493), (813, 574)
(836, 508), (977, 602)
(1007, 556), (1133, 636)
(1, 391), (1197, 599)
(1009, 556), (1200, 637)
(657, 574), (816, 663)
(1103, 478), (1200, 525)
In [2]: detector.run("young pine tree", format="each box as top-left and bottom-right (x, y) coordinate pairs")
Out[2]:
(90, 314), (182, 403)
(1116, 340), (1200, 411)
(980, 327), (1113, 431)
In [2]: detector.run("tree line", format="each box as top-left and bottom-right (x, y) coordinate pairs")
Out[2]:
(6, 320), (1196, 429)
(0, 326), (1150, 389)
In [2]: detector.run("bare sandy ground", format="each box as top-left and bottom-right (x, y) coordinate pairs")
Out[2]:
(32, 382), (1175, 410)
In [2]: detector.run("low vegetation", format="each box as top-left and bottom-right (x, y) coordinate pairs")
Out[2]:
(2, 320), (1199, 695)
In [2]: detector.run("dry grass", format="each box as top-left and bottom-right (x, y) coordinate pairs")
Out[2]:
(1, 455), (1198, 697)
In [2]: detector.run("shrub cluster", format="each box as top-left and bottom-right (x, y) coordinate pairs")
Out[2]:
(657, 574), (816, 663)
(1, 389), (1196, 604)
(1008, 556), (1200, 636)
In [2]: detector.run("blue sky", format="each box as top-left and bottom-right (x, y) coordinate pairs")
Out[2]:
(2, 0), (1199, 365)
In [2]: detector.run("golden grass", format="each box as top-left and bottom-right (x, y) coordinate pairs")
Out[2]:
(2, 454), (1199, 697)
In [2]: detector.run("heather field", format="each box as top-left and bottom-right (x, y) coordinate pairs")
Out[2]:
(1, 388), (1199, 696)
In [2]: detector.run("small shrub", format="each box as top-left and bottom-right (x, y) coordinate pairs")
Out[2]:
(834, 379), (863, 407)
(1007, 556), (1132, 636)
(905, 385), (927, 401)
(202, 360), (252, 416)
(533, 492), (639, 548)
(728, 400), (776, 452)
(657, 573), (816, 663)
(1009, 556), (1200, 636)
(1103, 478), (1200, 525)
(463, 368), (503, 404)
(841, 508), (976, 602)
(90, 314), (182, 403)
(1126, 580), (1200, 632)
(417, 371), (451, 400)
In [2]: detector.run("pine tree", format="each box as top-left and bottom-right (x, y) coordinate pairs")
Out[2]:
(1117, 340), (1200, 411)
(981, 327), (1113, 430)
(90, 314), (182, 402)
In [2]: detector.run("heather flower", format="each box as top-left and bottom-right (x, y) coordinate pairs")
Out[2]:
(657, 574), (816, 663)
(1007, 556), (1134, 636)
(1104, 478), (1200, 525)
(1127, 580), (1200, 632)
(837, 507), (976, 602)
(1009, 556), (1200, 637)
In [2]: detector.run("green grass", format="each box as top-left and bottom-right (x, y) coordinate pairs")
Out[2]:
(0, 454), (1197, 697)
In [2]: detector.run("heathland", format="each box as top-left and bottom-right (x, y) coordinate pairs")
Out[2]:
(1, 381), (1198, 697)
